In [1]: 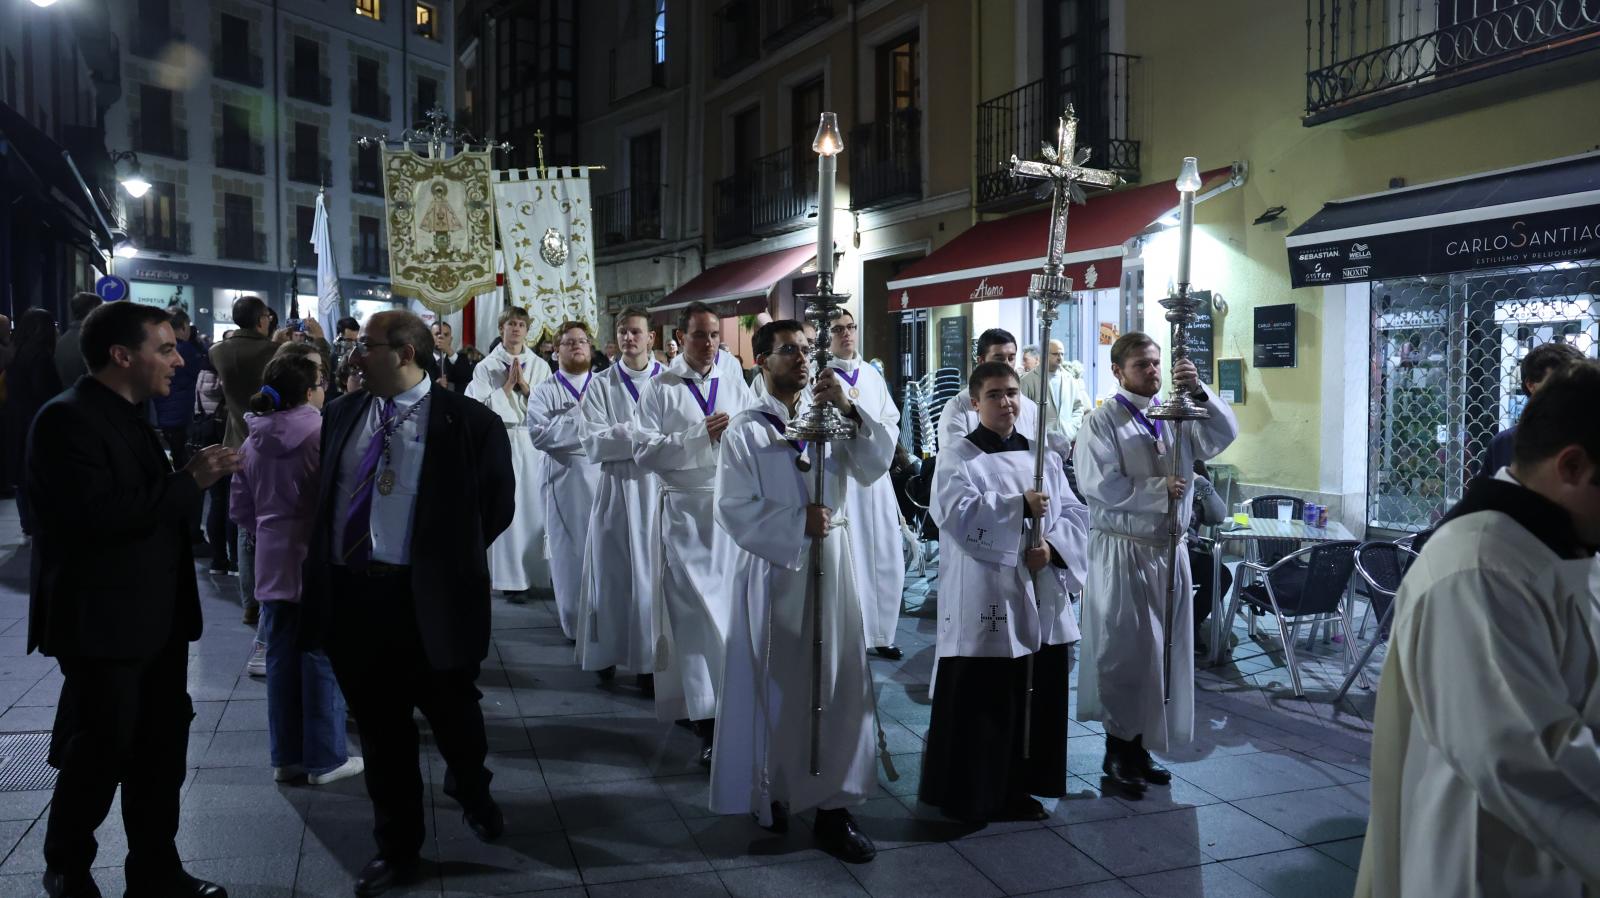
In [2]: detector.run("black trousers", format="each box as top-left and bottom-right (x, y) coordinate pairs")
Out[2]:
(326, 569), (493, 861)
(1190, 548), (1234, 630)
(205, 473), (236, 566)
(43, 639), (192, 889)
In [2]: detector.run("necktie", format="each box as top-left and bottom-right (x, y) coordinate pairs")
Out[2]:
(341, 399), (396, 569)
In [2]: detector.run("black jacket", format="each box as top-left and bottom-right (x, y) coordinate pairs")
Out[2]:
(431, 350), (475, 393)
(300, 381), (515, 669)
(27, 378), (203, 658)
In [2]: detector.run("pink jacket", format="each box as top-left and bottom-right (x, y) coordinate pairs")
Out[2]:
(230, 404), (321, 602)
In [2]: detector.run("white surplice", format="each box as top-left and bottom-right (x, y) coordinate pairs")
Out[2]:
(1020, 366), (1092, 444)
(1072, 387), (1237, 751)
(526, 369), (601, 639)
(1356, 472), (1600, 898)
(632, 356), (756, 722)
(938, 392), (1070, 459)
(466, 344), (553, 591)
(710, 392), (895, 822)
(574, 359), (664, 674)
(829, 357), (906, 647)
(930, 434), (1088, 660)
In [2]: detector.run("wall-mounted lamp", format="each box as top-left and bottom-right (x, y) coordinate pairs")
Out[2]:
(1252, 205), (1286, 226)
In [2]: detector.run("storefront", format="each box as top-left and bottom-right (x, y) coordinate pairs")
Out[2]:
(119, 260), (280, 342)
(648, 243), (817, 363)
(1287, 150), (1600, 533)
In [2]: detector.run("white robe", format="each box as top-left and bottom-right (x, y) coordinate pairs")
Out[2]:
(710, 393), (895, 821)
(1020, 366), (1092, 445)
(1073, 387), (1237, 751)
(526, 369), (601, 639)
(465, 345), (553, 592)
(938, 392), (1071, 459)
(930, 435), (1088, 660)
(632, 356), (756, 722)
(829, 356), (906, 647)
(1357, 475), (1600, 898)
(575, 359), (664, 673)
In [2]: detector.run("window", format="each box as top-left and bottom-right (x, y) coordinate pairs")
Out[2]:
(731, 106), (759, 171)
(629, 131), (661, 188)
(415, 76), (438, 121)
(291, 37), (324, 102)
(877, 33), (918, 114)
(4, 51), (14, 107)
(791, 77), (824, 150)
(654, 0), (667, 64)
(223, 193), (255, 259)
(292, 122), (320, 183)
(139, 84), (175, 155)
(355, 0), (381, 20)
(220, 14), (248, 56)
(220, 104), (252, 169)
(295, 205), (316, 259)
(355, 56), (381, 117)
(140, 182), (178, 248)
(358, 215), (383, 272)
(416, 3), (437, 39)
(356, 143), (382, 194)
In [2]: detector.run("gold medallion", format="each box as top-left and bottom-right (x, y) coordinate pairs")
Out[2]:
(795, 454), (812, 472)
(377, 469), (397, 496)
(848, 387), (861, 399)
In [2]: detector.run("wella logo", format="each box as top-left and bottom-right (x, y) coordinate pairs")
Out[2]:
(1349, 243), (1372, 260)
(968, 278), (1005, 301)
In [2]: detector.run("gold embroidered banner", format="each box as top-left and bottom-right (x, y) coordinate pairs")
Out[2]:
(492, 167), (598, 342)
(383, 148), (497, 314)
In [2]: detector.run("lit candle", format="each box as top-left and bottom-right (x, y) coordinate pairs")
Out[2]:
(813, 113), (844, 279)
(1175, 156), (1201, 290)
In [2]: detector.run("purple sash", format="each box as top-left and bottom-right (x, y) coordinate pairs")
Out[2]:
(555, 370), (593, 403)
(619, 361), (663, 403)
(759, 412), (809, 457)
(1113, 393), (1163, 441)
(686, 377), (719, 416)
(833, 366), (861, 389)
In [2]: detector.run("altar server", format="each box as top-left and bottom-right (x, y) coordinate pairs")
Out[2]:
(1357, 360), (1600, 898)
(526, 321), (601, 639)
(575, 308), (662, 691)
(1020, 339), (1092, 443)
(710, 320), (893, 862)
(465, 306), (552, 598)
(937, 329), (1064, 458)
(1074, 332), (1237, 797)
(633, 300), (756, 764)
(920, 362), (1088, 822)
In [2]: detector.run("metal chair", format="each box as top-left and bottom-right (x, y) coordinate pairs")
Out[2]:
(1233, 540), (1361, 697)
(901, 455), (940, 579)
(1250, 494), (1306, 566)
(1334, 541), (1419, 702)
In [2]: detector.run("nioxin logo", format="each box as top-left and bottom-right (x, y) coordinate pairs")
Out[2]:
(969, 278), (1005, 301)
(1349, 243), (1372, 260)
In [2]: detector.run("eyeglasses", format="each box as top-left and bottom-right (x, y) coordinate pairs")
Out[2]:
(559, 338), (591, 348)
(829, 323), (858, 334)
(355, 340), (395, 353)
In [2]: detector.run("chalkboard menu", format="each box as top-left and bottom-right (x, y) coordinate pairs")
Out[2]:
(1253, 304), (1297, 368)
(939, 316), (969, 373)
(1184, 292), (1215, 384)
(1217, 358), (1245, 404)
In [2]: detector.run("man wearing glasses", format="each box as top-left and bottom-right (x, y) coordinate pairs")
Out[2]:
(301, 311), (516, 896)
(526, 322), (602, 641)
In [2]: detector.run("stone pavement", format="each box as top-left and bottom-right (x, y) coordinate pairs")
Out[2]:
(0, 501), (1377, 897)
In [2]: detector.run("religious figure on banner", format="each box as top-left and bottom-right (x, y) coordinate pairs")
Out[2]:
(420, 181), (465, 252)
(382, 147), (497, 314)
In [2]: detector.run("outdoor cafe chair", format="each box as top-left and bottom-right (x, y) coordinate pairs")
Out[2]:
(1249, 494), (1307, 567)
(1232, 539), (1362, 698)
(1334, 540), (1419, 703)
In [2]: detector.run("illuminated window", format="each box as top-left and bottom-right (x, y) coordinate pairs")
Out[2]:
(355, 0), (380, 20)
(416, 3), (437, 38)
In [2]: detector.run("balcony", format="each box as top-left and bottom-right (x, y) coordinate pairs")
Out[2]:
(975, 52), (1139, 210)
(712, 145), (818, 247)
(215, 136), (266, 174)
(763, 0), (832, 48)
(352, 87), (392, 121)
(849, 107), (922, 212)
(289, 154), (332, 186)
(288, 72), (332, 106)
(131, 221), (192, 255)
(595, 183), (665, 248)
(354, 249), (390, 276)
(217, 228), (267, 262)
(131, 25), (185, 60)
(713, 0), (761, 78)
(610, 32), (667, 102)
(1305, 0), (1600, 124)
(132, 121), (189, 160)
(213, 49), (264, 87)
(353, 169), (385, 196)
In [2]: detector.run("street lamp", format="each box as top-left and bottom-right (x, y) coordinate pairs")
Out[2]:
(113, 232), (139, 258)
(29, 0), (60, 8)
(110, 150), (150, 198)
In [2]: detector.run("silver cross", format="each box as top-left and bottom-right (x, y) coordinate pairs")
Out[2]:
(1009, 106), (1122, 278)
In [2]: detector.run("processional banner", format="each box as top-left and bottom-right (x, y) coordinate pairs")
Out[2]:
(382, 147), (497, 314)
(492, 167), (598, 341)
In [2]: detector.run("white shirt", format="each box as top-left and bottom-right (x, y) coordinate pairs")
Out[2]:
(333, 376), (431, 565)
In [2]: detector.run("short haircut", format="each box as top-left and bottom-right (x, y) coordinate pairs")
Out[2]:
(753, 319), (805, 357)
(431, 320), (453, 334)
(975, 328), (1018, 360)
(497, 306), (530, 330)
(615, 306), (651, 330)
(249, 343), (323, 413)
(336, 316), (360, 334)
(232, 295), (271, 330)
(557, 320), (592, 339)
(1512, 359), (1600, 468)
(169, 310), (191, 331)
(68, 292), (102, 323)
(968, 360), (1021, 397)
(678, 300), (718, 336)
(1520, 341), (1585, 393)
(1022, 345), (1040, 358)
(1110, 332), (1160, 367)
(80, 301), (172, 371)
(372, 311), (435, 363)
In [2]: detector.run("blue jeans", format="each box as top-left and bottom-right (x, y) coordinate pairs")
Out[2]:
(238, 531), (258, 616)
(259, 601), (350, 775)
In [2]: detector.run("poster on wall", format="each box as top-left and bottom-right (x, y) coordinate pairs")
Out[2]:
(1217, 358), (1245, 404)
(1253, 303), (1297, 368)
(1185, 292), (1215, 384)
(938, 316), (968, 373)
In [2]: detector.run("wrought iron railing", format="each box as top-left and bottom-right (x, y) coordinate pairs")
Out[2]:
(712, 145), (818, 246)
(764, 0), (833, 47)
(218, 228), (267, 262)
(213, 50), (264, 87)
(849, 107), (922, 212)
(132, 121), (188, 160)
(595, 184), (666, 248)
(351, 88), (391, 121)
(713, 0), (761, 77)
(289, 155), (332, 186)
(1306, 0), (1600, 121)
(215, 136), (265, 174)
(132, 221), (192, 255)
(975, 52), (1139, 208)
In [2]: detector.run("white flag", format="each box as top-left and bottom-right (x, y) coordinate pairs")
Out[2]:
(311, 191), (343, 326)
(493, 167), (598, 340)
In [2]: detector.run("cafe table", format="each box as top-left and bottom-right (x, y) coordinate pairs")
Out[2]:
(1202, 516), (1358, 667)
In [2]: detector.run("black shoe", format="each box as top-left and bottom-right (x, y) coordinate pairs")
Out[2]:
(871, 645), (904, 660)
(1132, 735), (1173, 785)
(354, 856), (419, 897)
(692, 719), (715, 767)
(41, 870), (102, 898)
(463, 799), (505, 842)
(636, 673), (655, 697)
(813, 808), (876, 863)
(1101, 737), (1148, 799)
(242, 605), (259, 628)
(504, 590), (527, 605)
(597, 665), (616, 683)
(125, 871), (226, 898)
(760, 801), (789, 833)
(1000, 793), (1049, 822)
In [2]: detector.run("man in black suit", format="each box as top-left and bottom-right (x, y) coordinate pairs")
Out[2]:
(301, 310), (515, 896)
(428, 320), (474, 393)
(28, 302), (239, 898)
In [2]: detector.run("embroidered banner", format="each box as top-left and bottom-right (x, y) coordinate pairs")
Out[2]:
(493, 167), (599, 342)
(383, 148), (497, 313)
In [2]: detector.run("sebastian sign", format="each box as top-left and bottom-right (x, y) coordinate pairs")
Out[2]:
(1288, 203), (1600, 287)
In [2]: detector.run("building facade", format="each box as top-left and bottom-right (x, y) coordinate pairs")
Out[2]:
(103, 0), (455, 339)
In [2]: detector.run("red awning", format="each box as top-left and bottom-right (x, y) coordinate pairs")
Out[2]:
(885, 168), (1232, 311)
(650, 244), (816, 325)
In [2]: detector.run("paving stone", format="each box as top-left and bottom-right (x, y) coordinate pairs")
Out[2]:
(1223, 847), (1359, 898)
(1163, 750), (1365, 802)
(718, 857), (867, 897)
(566, 817), (713, 885)
(1310, 836), (1364, 870)
(1124, 862), (1276, 897)
(1233, 783), (1371, 845)
(950, 827), (1114, 894)
(843, 843), (1001, 898)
